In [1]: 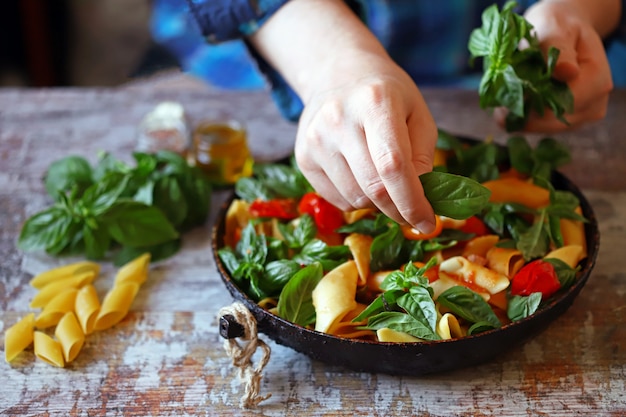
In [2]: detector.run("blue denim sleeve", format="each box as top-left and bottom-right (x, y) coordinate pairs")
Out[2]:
(186, 0), (290, 42)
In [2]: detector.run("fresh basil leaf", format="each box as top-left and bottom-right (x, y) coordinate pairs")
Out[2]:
(101, 200), (179, 247)
(254, 163), (310, 199)
(364, 311), (441, 341)
(468, 321), (499, 335)
(507, 292), (542, 321)
(83, 222), (111, 260)
(370, 222), (405, 272)
(544, 257), (579, 289)
(82, 172), (131, 216)
(352, 289), (405, 323)
(516, 214), (550, 260)
(236, 223), (268, 266)
(152, 176), (187, 227)
(420, 171), (491, 220)
(18, 206), (73, 252)
(44, 156), (94, 200)
(218, 247), (241, 278)
(292, 239), (350, 271)
(262, 259), (302, 296)
(235, 177), (274, 202)
(277, 262), (323, 327)
(397, 286), (438, 333)
(437, 286), (501, 328)
(114, 239), (181, 267)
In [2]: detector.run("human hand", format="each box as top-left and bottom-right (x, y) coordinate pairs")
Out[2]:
(294, 50), (438, 233)
(495, 1), (614, 132)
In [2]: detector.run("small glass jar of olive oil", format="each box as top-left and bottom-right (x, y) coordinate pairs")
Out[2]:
(192, 120), (254, 185)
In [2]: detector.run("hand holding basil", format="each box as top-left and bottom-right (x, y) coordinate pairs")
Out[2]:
(468, 1), (574, 131)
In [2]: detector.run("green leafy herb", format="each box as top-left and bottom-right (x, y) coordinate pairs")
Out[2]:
(437, 286), (502, 331)
(19, 150), (212, 265)
(468, 1), (574, 131)
(277, 262), (324, 327)
(419, 171), (491, 220)
(507, 292), (542, 321)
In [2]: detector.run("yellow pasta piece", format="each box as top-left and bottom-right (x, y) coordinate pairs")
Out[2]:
(75, 284), (101, 335)
(344, 233), (373, 287)
(436, 313), (464, 340)
(30, 261), (100, 289)
(560, 206), (587, 256)
(34, 288), (78, 329)
(55, 312), (85, 363)
(343, 208), (376, 224)
(114, 253), (151, 286)
(366, 270), (391, 293)
(439, 256), (510, 295)
(29, 270), (96, 309)
(312, 260), (358, 334)
(545, 245), (586, 269)
(482, 177), (550, 209)
(4, 313), (35, 362)
(377, 328), (422, 343)
(94, 282), (140, 331)
(486, 247), (525, 278)
(433, 148), (449, 168)
(430, 274), (490, 302)
(224, 199), (250, 248)
(462, 234), (500, 258)
(33, 331), (64, 367)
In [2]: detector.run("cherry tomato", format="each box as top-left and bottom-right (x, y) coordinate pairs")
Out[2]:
(298, 192), (345, 234)
(400, 215), (443, 240)
(249, 198), (298, 220)
(510, 259), (561, 299)
(460, 216), (489, 236)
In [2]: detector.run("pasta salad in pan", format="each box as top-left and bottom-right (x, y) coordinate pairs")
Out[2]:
(217, 133), (588, 343)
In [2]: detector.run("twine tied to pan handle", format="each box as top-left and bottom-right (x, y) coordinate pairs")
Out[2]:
(218, 302), (272, 409)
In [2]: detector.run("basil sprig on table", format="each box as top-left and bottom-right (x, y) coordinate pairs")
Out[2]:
(468, 1), (574, 131)
(19, 150), (212, 265)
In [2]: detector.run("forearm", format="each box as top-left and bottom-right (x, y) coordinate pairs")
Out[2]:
(537, 0), (622, 37)
(249, 0), (389, 103)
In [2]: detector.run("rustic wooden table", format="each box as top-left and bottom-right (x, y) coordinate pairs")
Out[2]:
(1, 74), (625, 416)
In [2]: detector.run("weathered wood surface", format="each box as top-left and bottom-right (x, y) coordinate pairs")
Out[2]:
(1, 74), (625, 416)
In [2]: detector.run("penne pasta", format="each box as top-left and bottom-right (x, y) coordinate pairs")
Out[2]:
(75, 285), (101, 335)
(33, 331), (64, 367)
(34, 288), (78, 329)
(94, 282), (140, 331)
(462, 235), (500, 258)
(55, 312), (85, 363)
(29, 270), (96, 309)
(377, 328), (422, 343)
(439, 256), (510, 295)
(560, 206), (587, 256)
(312, 260), (358, 334)
(114, 253), (151, 286)
(344, 233), (373, 287)
(29, 261), (100, 289)
(4, 313), (35, 362)
(437, 313), (464, 340)
(545, 245), (586, 269)
(482, 177), (550, 209)
(486, 247), (525, 278)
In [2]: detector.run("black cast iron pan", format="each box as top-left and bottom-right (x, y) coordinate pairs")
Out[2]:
(211, 145), (600, 376)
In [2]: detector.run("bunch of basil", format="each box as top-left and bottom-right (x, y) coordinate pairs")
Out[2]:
(18, 151), (212, 265)
(468, 1), (574, 131)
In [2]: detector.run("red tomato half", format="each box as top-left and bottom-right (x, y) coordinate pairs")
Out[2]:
(460, 216), (489, 236)
(510, 259), (561, 299)
(249, 198), (298, 220)
(298, 192), (345, 235)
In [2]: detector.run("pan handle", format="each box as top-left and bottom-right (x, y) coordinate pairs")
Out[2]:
(219, 314), (245, 339)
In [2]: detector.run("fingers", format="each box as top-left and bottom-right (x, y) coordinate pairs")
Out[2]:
(294, 82), (437, 232)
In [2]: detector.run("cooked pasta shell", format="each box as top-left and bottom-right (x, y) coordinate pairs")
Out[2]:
(34, 288), (78, 329)
(33, 331), (64, 367)
(55, 312), (85, 363)
(482, 177), (550, 208)
(114, 253), (151, 286)
(30, 270), (96, 309)
(545, 245), (586, 269)
(344, 233), (373, 287)
(439, 256), (510, 295)
(29, 261), (100, 289)
(312, 260), (358, 334)
(486, 247), (525, 278)
(462, 235), (500, 258)
(94, 282), (139, 331)
(430, 274), (490, 302)
(376, 328), (422, 343)
(75, 284), (101, 335)
(4, 313), (35, 362)
(436, 313), (464, 340)
(343, 208), (376, 224)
